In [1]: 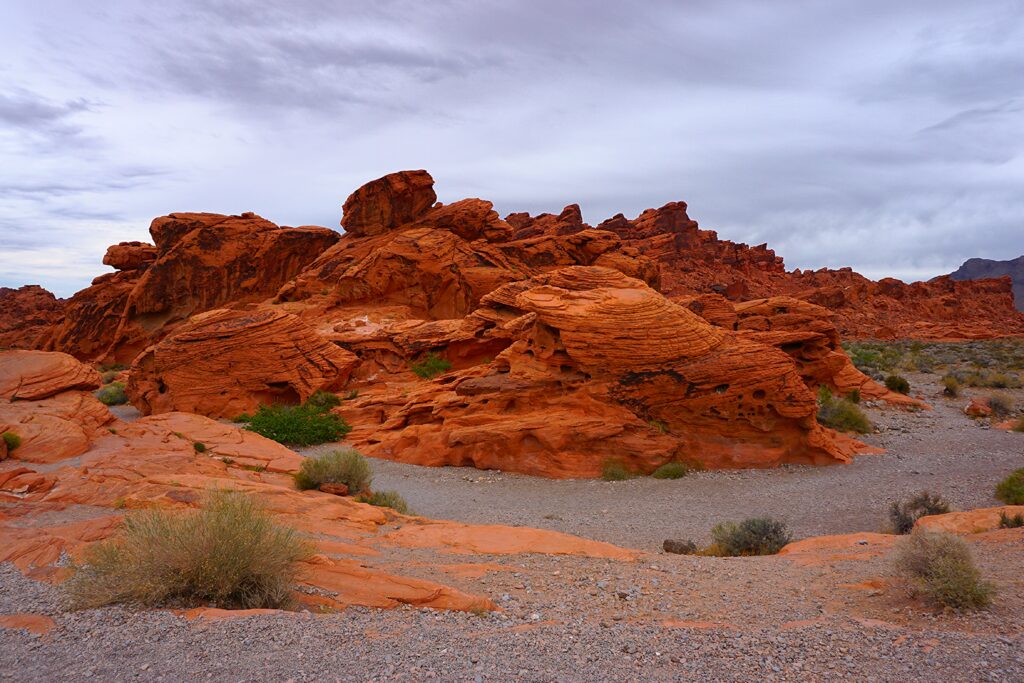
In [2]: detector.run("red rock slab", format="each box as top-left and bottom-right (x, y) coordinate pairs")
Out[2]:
(379, 521), (642, 560)
(0, 351), (101, 401)
(0, 613), (56, 635)
(914, 506), (1024, 534)
(0, 391), (114, 463)
(777, 533), (897, 567)
(302, 557), (495, 612)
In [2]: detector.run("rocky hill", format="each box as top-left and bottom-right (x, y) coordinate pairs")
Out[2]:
(949, 255), (1024, 312)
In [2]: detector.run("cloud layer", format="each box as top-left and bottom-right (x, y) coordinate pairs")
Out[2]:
(2, 0), (1022, 296)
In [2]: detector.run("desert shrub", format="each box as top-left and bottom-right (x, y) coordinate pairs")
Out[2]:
(941, 375), (960, 397)
(193, 442), (206, 454)
(357, 490), (409, 514)
(601, 458), (635, 481)
(651, 462), (689, 479)
(816, 386), (872, 434)
(1013, 415), (1024, 433)
(2, 431), (21, 451)
(663, 539), (698, 555)
(95, 382), (128, 406)
(648, 419), (668, 434)
(848, 389), (861, 404)
(889, 491), (951, 534)
(998, 511), (1024, 529)
(100, 370), (119, 385)
(294, 448), (372, 493)
(893, 530), (994, 610)
(64, 490), (312, 610)
(242, 403), (350, 446)
(709, 517), (791, 556)
(987, 393), (1014, 418)
(995, 468), (1024, 505)
(99, 363), (128, 372)
(410, 352), (452, 379)
(884, 374), (911, 394)
(305, 390), (341, 411)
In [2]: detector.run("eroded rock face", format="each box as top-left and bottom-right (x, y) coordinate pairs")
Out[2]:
(0, 285), (64, 349)
(45, 213), (340, 363)
(0, 351), (101, 401)
(343, 266), (869, 477)
(127, 308), (359, 418)
(341, 170), (437, 237)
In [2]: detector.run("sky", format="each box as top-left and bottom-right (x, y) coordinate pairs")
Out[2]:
(2, 0), (1023, 297)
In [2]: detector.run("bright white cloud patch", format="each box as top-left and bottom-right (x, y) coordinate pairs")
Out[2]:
(1, 0), (1022, 296)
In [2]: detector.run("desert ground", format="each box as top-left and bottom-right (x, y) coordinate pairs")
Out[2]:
(3, 371), (1022, 682)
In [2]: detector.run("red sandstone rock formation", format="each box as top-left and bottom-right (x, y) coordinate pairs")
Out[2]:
(340, 169), (437, 236)
(44, 213), (340, 363)
(0, 350), (101, 401)
(341, 267), (874, 477)
(0, 285), (64, 349)
(127, 308), (359, 419)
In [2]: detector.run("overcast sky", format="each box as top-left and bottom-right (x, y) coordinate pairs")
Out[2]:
(2, 1), (1022, 297)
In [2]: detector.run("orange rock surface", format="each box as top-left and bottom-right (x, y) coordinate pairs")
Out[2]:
(127, 308), (359, 418)
(0, 285), (64, 349)
(0, 388), (642, 613)
(0, 350), (101, 400)
(44, 212), (340, 363)
(342, 266), (875, 477)
(914, 506), (1024, 534)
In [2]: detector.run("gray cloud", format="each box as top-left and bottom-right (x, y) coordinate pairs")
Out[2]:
(1, 0), (1023, 297)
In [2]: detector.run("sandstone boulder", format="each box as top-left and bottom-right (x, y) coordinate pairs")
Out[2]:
(127, 308), (359, 418)
(0, 350), (101, 401)
(0, 285), (63, 349)
(341, 170), (437, 237)
(102, 241), (158, 271)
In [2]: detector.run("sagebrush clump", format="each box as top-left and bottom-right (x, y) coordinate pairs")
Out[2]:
(998, 511), (1024, 529)
(894, 530), (994, 610)
(95, 382), (128, 406)
(884, 374), (911, 394)
(2, 431), (21, 451)
(708, 517), (791, 556)
(357, 490), (410, 514)
(889, 491), (951, 534)
(651, 462), (689, 480)
(410, 352), (452, 379)
(816, 386), (872, 434)
(294, 448), (372, 493)
(64, 490), (312, 610)
(941, 374), (960, 397)
(242, 399), (350, 446)
(986, 393), (1014, 418)
(601, 458), (635, 481)
(995, 468), (1024, 505)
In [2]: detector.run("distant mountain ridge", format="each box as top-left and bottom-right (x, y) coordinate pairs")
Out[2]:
(949, 255), (1024, 312)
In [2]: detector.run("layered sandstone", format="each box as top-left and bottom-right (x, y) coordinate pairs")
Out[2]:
(127, 308), (359, 418)
(342, 266), (873, 477)
(44, 213), (340, 363)
(0, 285), (63, 349)
(0, 350), (101, 401)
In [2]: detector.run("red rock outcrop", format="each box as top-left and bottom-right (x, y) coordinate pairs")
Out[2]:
(0, 383), (635, 610)
(0, 285), (64, 349)
(0, 350), (101, 401)
(44, 213), (340, 363)
(127, 308), (359, 418)
(340, 169), (437, 236)
(342, 266), (873, 477)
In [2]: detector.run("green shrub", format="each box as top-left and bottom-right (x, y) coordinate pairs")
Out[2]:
(2, 431), (21, 451)
(410, 352), (452, 379)
(848, 389), (861, 404)
(100, 370), (119, 385)
(889, 491), (951, 534)
(894, 530), (994, 610)
(242, 403), (350, 446)
(99, 363), (128, 372)
(709, 517), (791, 556)
(357, 490), (409, 514)
(95, 382), (128, 406)
(651, 462), (689, 479)
(294, 449), (372, 493)
(648, 419), (668, 434)
(816, 386), (872, 434)
(998, 511), (1024, 529)
(941, 375), (960, 397)
(305, 390), (341, 411)
(64, 490), (312, 610)
(601, 458), (636, 481)
(987, 393), (1014, 418)
(193, 442), (207, 454)
(995, 468), (1024, 505)
(884, 374), (911, 394)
